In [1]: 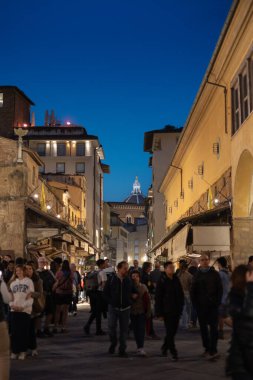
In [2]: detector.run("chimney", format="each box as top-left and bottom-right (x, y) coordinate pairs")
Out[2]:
(45, 110), (49, 126)
(31, 112), (35, 127)
(50, 110), (56, 127)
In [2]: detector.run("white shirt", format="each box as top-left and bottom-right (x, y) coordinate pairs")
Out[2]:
(9, 277), (34, 314)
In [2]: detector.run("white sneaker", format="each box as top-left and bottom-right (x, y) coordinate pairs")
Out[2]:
(31, 350), (38, 357)
(11, 353), (17, 360)
(137, 349), (147, 357)
(18, 352), (26, 360)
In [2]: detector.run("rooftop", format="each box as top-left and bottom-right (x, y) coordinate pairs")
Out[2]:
(144, 125), (183, 153)
(0, 86), (35, 105)
(123, 177), (146, 205)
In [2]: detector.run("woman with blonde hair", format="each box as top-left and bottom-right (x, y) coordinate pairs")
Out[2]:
(9, 265), (34, 360)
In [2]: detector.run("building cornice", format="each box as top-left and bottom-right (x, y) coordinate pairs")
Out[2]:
(160, 0), (240, 193)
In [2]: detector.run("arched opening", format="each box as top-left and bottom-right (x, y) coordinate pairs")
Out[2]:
(126, 214), (133, 224)
(234, 149), (253, 217)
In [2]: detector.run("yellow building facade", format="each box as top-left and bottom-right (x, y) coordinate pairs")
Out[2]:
(160, 0), (253, 265)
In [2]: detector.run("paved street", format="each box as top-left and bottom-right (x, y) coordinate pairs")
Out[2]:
(11, 303), (229, 380)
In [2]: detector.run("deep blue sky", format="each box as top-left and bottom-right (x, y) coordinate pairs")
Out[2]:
(2, 0), (232, 201)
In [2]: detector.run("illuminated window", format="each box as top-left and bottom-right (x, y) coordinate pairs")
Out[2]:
(76, 143), (85, 156)
(0, 93), (3, 107)
(56, 162), (65, 173)
(76, 163), (85, 173)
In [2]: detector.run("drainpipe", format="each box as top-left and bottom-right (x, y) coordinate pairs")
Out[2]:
(206, 79), (228, 134)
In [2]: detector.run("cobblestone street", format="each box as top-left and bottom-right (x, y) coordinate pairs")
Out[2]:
(11, 303), (229, 380)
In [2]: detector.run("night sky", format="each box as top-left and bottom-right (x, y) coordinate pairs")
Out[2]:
(2, 0), (232, 201)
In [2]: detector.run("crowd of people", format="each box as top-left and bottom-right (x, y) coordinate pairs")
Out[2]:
(0, 254), (253, 380)
(0, 254), (83, 380)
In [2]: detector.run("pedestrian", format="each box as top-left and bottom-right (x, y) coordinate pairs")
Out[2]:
(103, 261), (138, 357)
(141, 262), (159, 339)
(188, 259), (199, 328)
(53, 260), (73, 333)
(103, 259), (115, 280)
(52, 257), (63, 275)
(0, 273), (12, 380)
(226, 265), (253, 379)
(9, 265), (34, 360)
(83, 259), (106, 336)
(177, 260), (192, 329)
(188, 259), (198, 276)
(129, 259), (142, 277)
(190, 254), (223, 360)
(69, 263), (81, 316)
(130, 270), (151, 357)
(3, 260), (14, 284)
(217, 256), (230, 339)
(155, 261), (184, 361)
(150, 262), (162, 289)
(25, 262), (44, 357)
(37, 257), (55, 337)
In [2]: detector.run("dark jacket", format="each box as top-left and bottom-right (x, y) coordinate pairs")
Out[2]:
(155, 273), (184, 317)
(190, 267), (222, 309)
(141, 271), (155, 295)
(226, 283), (253, 378)
(0, 291), (5, 323)
(103, 275), (137, 310)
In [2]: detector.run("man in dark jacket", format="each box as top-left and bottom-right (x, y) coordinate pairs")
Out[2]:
(103, 261), (138, 357)
(155, 261), (184, 361)
(190, 254), (223, 360)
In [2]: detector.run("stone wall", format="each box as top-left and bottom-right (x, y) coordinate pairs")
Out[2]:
(0, 199), (25, 256)
(232, 217), (253, 264)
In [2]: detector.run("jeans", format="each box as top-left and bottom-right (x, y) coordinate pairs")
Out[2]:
(85, 291), (102, 333)
(108, 305), (130, 353)
(197, 306), (219, 354)
(0, 321), (10, 380)
(69, 291), (79, 313)
(162, 314), (180, 355)
(131, 313), (146, 349)
(10, 312), (30, 354)
(191, 304), (198, 326)
(28, 317), (37, 350)
(180, 294), (191, 328)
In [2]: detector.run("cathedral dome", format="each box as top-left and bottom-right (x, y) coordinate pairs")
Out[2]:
(124, 177), (146, 205)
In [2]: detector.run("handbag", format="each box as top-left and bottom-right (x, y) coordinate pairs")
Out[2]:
(33, 292), (46, 314)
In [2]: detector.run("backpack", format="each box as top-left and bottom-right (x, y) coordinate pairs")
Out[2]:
(85, 271), (98, 291)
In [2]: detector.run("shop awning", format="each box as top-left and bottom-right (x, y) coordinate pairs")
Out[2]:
(172, 224), (191, 260)
(192, 225), (231, 252)
(147, 222), (182, 255)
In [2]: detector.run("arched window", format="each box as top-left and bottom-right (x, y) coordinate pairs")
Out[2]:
(126, 214), (133, 224)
